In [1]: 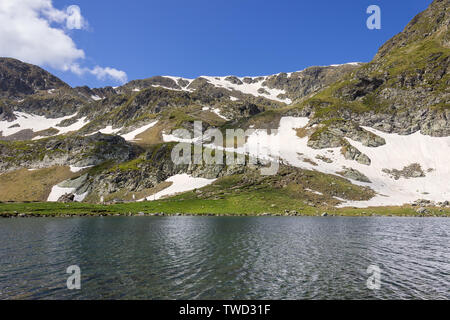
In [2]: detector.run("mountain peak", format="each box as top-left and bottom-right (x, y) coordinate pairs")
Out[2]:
(375, 0), (449, 59)
(0, 57), (69, 99)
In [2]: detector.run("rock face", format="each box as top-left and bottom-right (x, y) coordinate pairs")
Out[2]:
(416, 207), (428, 214)
(412, 199), (450, 208)
(307, 120), (385, 150)
(340, 143), (371, 166)
(299, 0), (450, 137)
(0, 58), (69, 98)
(12, 93), (89, 118)
(116, 65), (361, 106)
(382, 163), (426, 180)
(306, 120), (381, 165)
(84, 143), (250, 200)
(337, 167), (371, 183)
(57, 193), (75, 203)
(0, 103), (15, 121)
(0, 58), (96, 120)
(262, 64), (362, 102)
(0, 133), (141, 173)
(374, 0), (449, 60)
(123, 76), (182, 92)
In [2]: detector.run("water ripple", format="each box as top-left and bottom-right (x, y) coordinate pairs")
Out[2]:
(0, 217), (449, 300)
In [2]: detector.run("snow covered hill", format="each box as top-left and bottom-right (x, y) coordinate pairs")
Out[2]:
(0, 0), (448, 208)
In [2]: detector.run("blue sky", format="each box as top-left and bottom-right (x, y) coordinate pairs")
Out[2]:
(49, 0), (431, 88)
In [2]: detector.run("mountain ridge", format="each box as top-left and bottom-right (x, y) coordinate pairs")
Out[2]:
(0, 0), (448, 211)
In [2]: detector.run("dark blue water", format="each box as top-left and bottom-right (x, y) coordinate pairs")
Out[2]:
(0, 216), (448, 299)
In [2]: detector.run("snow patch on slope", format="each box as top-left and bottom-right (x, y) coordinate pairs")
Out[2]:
(163, 116), (450, 207)
(158, 63), (362, 104)
(337, 128), (450, 207)
(121, 120), (159, 141)
(151, 84), (184, 91)
(142, 174), (216, 201)
(47, 185), (88, 202)
(241, 117), (450, 207)
(161, 76), (194, 92)
(57, 117), (89, 135)
(98, 126), (123, 135)
(47, 185), (75, 202)
(202, 107), (230, 120)
(212, 108), (230, 120)
(0, 112), (88, 138)
(201, 76), (291, 104)
(70, 165), (93, 173)
(329, 62), (362, 67)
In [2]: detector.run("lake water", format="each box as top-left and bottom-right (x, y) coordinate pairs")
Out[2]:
(0, 216), (448, 300)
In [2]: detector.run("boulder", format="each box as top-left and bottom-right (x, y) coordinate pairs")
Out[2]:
(416, 207), (428, 214)
(57, 193), (75, 203)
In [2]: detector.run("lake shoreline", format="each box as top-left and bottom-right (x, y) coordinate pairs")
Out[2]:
(1, 210), (450, 218)
(1, 201), (449, 218)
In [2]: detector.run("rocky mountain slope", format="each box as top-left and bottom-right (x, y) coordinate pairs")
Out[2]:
(0, 57), (69, 98)
(0, 0), (448, 210)
(292, 0), (449, 136)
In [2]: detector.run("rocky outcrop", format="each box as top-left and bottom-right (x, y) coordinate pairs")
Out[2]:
(337, 167), (371, 183)
(375, 0), (449, 60)
(333, 90), (450, 137)
(57, 193), (75, 203)
(262, 64), (362, 102)
(0, 103), (15, 121)
(298, 0), (450, 137)
(11, 92), (89, 118)
(382, 163), (426, 180)
(125, 76), (181, 91)
(225, 76), (243, 85)
(315, 155), (333, 163)
(411, 199), (450, 208)
(0, 133), (141, 172)
(306, 120), (381, 165)
(307, 127), (343, 149)
(82, 143), (251, 201)
(340, 142), (371, 166)
(0, 58), (69, 98)
(220, 102), (265, 120)
(307, 119), (385, 150)
(74, 85), (118, 101)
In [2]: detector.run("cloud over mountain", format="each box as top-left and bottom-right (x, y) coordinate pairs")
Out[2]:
(0, 0), (127, 83)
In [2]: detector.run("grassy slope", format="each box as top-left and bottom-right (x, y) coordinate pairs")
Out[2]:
(0, 166), (78, 202)
(1, 172), (448, 217)
(132, 106), (228, 147)
(0, 201), (448, 217)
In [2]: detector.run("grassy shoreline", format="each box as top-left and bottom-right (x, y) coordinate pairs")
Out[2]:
(0, 201), (449, 218)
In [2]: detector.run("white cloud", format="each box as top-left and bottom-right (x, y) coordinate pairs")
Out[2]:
(90, 66), (128, 83)
(68, 64), (128, 83)
(0, 0), (127, 83)
(38, 3), (87, 30)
